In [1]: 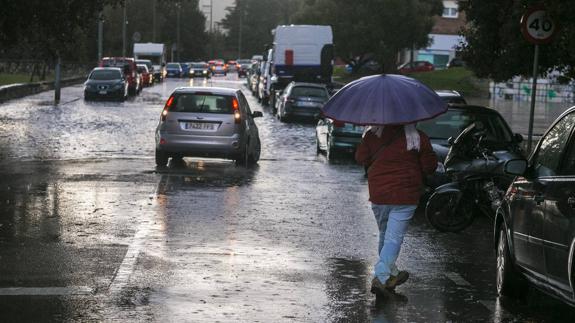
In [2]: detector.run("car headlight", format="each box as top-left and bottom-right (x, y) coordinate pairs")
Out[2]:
(203, 70), (207, 74)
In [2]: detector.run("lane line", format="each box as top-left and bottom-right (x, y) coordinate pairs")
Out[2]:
(0, 286), (92, 296)
(445, 272), (472, 287)
(108, 189), (157, 294)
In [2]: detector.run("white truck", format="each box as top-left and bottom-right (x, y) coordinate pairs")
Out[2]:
(260, 25), (334, 108)
(133, 43), (166, 82)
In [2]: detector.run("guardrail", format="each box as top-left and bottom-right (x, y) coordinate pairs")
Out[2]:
(0, 76), (85, 104)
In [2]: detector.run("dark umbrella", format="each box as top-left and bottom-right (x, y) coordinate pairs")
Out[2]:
(322, 74), (447, 125)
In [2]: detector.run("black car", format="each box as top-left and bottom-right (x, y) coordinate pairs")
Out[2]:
(417, 105), (523, 188)
(495, 106), (575, 307)
(275, 82), (330, 122)
(84, 67), (128, 101)
(189, 62), (211, 78)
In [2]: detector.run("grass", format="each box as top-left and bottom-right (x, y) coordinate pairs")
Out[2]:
(332, 66), (488, 98)
(0, 73), (54, 86)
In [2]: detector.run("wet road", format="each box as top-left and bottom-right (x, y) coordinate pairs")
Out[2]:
(0, 75), (574, 322)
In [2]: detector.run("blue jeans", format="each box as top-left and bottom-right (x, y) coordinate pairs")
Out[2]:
(371, 204), (417, 282)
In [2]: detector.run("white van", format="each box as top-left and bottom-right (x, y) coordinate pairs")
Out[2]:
(272, 25), (334, 84)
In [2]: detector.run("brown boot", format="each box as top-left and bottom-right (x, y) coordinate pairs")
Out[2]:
(385, 271), (409, 290)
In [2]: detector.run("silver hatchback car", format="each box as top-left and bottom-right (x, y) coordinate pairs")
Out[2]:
(155, 87), (263, 167)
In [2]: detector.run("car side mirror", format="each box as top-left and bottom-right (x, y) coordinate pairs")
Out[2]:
(447, 136), (455, 146)
(252, 111), (263, 118)
(514, 133), (523, 143)
(504, 159), (528, 176)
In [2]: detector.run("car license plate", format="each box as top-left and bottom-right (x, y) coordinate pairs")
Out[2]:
(182, 122), (217, 131)
(99, 90), (107, 95)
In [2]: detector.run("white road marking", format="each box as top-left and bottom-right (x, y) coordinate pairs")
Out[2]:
(108, 190), (157, 294)
(445, 272), (472, 287)
(479, 298), (513, 321)
(0, 286), (92, 296)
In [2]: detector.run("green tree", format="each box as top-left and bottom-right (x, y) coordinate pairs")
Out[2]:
(460, 0), (575, 81)
(292, 0), (442, 73)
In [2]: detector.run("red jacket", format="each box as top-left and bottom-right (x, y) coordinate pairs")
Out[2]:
(355, 126), (437, 205)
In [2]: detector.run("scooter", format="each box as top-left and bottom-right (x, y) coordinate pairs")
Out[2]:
(425, 122), (523, 232)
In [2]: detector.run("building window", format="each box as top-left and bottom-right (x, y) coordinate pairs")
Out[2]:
(442, 7), (459, 18)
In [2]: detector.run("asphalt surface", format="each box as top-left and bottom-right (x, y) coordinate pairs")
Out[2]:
(0, 74), (574, 322)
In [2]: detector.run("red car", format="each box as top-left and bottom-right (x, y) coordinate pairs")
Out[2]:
(137, 64), (153, 87)
(397, 61), (435, 74)
(99, 57), (141, 95)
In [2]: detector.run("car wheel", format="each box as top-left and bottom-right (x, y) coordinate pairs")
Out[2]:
(316, 137), (322, 155)
(248, 138), (261, 164)
(236, 142), (250, 167)
(496, 224), (528, 298)
(155, 149), (169, 168)
(327, 136), (338, 160)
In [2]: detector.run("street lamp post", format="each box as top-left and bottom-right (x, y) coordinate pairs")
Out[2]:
(238, 4), (243, 59)
(122, 0), (127, 57)
(98, 13), (104, 62)
(177, 3), (181, 62)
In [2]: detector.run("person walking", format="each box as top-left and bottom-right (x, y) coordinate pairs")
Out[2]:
(355, 124), (437, 295)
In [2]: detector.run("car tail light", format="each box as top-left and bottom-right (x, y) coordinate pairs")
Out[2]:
(285, 49), (294, 65)
(333, 120), (345, 128)
(161, 95), (174, 121)
(232, 97), (241, 124)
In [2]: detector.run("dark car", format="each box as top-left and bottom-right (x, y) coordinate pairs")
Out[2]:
(236, 59), (252, 77)
(397, 60), (434, 74)
(99, 57), (141, 95)
(84, 67), (128, 101)
(494, 106), (575, 307)
(316, 119), (364, 159)
(417, 105), (523, 189)
(276, 82), (329, 122)
(447, 57), (466, 68)
(189, 62), (211, 78)
(180, 62), (191, 77)
(436, 90), (467, 105)
(165, 62), (183, 78)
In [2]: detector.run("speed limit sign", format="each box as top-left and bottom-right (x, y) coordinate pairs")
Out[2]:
(521, 6), (557, 44)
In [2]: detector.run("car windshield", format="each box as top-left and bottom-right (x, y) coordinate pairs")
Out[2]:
(192, 64), (205, 68)
(90, 70), (122, 80)
(291, 86), (328, 99)
(172, 94), (234, 114)
(417, 109), (513, 142)
(166, 63), (179, 68)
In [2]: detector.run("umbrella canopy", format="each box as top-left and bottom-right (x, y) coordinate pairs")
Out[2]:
(322, 74), (447, 125)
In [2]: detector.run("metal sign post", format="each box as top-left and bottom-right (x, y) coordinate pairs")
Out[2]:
(520, 6), (556, 153)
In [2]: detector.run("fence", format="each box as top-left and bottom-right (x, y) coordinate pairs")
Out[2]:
(489, 77), (575, 104)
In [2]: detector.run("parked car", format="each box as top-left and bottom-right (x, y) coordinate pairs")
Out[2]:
(436, 90), (467, 105)
(417, 104), (524, 190)
(236, 59), (252, 77)
(99, 57), (141, 95)
(211, 62), (227, 76)
(316, 119), (364, 159)
(494, 105), (575, 307)
(155, 87), (263, 167)
(397, 60), (435, 74)
(447, 57), (466, 68)
(137, 64), (153, 87)
(165, 62), (183, 78)
(84, 67), (128, 101)
(275, 82), (330, 122)
(189, 62), (211, 78)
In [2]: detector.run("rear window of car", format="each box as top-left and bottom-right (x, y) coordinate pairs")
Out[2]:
(90, 70), (122, 80)
(171, 94), (234, 114)
(417, 109), (513, 142)
(291, 86), (328, 99)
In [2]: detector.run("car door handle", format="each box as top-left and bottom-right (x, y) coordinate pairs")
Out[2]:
(568, 197), (575, 208)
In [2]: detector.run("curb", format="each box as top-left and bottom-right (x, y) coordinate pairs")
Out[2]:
(0, 76), (85, 104)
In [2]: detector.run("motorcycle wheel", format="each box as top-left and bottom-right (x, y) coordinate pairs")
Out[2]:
(425, 191), (475, 232)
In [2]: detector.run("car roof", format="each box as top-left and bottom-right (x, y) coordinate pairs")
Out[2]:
(92, 67), (122, 72)
(172, 87), (238, 96)
(435, 90), (463, 97)
(289, 82), (327, 89)
(445, 104), (503, 115)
